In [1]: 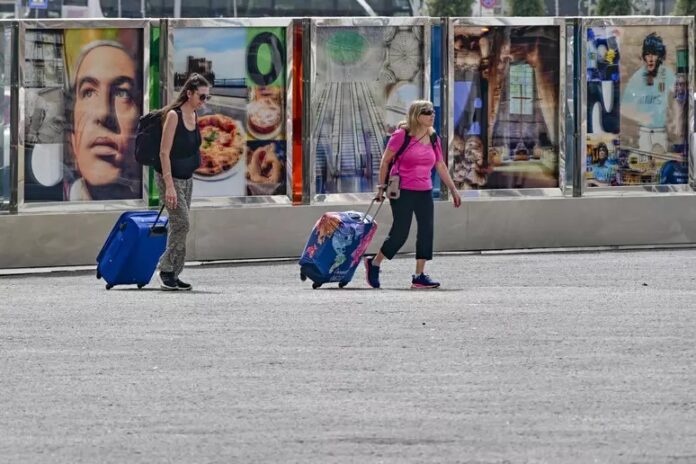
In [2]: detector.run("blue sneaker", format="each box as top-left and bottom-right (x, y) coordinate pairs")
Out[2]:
(411, 273), (440, 289)
(364, 257), (381, 289)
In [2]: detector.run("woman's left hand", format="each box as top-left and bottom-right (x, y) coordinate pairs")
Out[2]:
(452, 191), (461, 208)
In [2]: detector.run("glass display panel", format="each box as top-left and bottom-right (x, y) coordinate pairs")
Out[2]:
(171, 26), (287, 198)
(312, 25), (425, 195)
(585, 25), (688, 187)
(23, 27), (145, 202)
(450, 25), (560, 190)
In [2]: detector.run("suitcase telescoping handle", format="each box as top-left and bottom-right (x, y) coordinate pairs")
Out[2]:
(363, 198), (384, 224)
(149, 205), (167, 236)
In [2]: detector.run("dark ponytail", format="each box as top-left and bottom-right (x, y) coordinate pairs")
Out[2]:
(159, 73), (211, 121)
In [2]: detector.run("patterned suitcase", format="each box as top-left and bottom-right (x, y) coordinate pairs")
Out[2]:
(299, 200), (383, 289)
(96, 207), (168, 290)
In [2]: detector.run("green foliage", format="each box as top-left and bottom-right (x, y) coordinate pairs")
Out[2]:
(596, 0), (633, 15)
(426, 0), (473, 17)
(674, 0), (696, 15)
(510, 0), (545, 16)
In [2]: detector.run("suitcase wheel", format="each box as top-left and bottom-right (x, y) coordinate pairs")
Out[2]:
(312, 282), (321, 289)
(137, 284), (145, 289)
(96, 271), (102, 280)
(105, 284), (114, 290)
(338, 281), (348, 288)
(300, 272), (307, 282)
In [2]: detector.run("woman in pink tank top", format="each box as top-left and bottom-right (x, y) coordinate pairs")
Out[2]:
(364, 100), (461, 289)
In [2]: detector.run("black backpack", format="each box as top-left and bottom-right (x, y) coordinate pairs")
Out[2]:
(134, 111), (163, 167)
(385, 131), (439, 184)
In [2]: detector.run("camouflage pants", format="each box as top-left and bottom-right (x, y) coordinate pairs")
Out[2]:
(156, 173), (193, 277)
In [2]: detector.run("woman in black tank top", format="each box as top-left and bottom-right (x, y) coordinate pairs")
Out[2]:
(166, 107), (201, 180)
(155, 73), (210, 291)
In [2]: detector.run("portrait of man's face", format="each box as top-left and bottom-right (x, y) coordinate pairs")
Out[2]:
(70, 44), (138, 187)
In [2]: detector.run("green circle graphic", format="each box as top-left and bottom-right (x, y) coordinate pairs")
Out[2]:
(256, 43), (273, 75)
(327, 30), (368, 65)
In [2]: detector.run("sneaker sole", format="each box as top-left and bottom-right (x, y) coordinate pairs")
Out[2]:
(178, 286), (193, 291)
(364, 259), (379, 289)
(411, 283), (440, 289)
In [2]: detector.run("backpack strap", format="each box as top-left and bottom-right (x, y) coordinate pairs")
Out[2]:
(385, 132), (411, 185)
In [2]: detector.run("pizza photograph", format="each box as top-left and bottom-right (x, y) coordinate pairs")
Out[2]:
(196, 114), (246, 177)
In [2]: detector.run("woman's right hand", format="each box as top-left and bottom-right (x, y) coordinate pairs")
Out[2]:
(165, 183), (178, 209)
(375, 187), (385, 202)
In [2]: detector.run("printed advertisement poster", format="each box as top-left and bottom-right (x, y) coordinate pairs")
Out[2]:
(313, 26), (424, 194)
(23, 28), (144, 202)
(0, 26), (10, 208)
(586, 25), (688, 187)
(450, 26), (560, 190)
(172, 27), (287, 198)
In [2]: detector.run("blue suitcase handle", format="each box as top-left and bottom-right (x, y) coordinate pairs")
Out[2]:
(149, 205), (167, 236)
(119, 206), (167, 236)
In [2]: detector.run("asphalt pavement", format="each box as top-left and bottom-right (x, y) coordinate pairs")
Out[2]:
(1, 249), (696, 463)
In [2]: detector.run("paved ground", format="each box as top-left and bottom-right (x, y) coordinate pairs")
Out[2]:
(1, 249), (696, 463)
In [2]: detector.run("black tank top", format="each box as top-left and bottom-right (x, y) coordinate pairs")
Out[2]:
(167, 108), (201, 180)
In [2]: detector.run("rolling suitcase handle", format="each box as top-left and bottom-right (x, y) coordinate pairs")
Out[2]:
(362, 198), (384, 224)
(149, 205), (168, 236)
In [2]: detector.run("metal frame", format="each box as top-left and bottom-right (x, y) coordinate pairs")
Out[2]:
(570, 17), (583, 197)
(438, 16), (450, 200)
(16, 19), (151, 213)
(561, 17), (575, 195)
(300, 17), (312, 204)
(579, 16), (695, 197)
(4, 20), (18, 214)
(448, 17), (566, 200)
(309, 16), (435, 204)
(165, 18), (294, 208)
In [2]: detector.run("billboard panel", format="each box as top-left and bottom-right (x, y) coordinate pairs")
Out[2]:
(450, 25), (560, 190)
(22, 27), (145, 202)
(585, 25), (689, 187)
(171, 26), (287, 198)
(312, 25), (425, 195)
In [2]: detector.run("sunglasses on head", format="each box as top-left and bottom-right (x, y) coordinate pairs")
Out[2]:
(420, 109), (434, 116)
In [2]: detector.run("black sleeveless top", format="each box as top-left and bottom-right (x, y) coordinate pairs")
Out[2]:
(161, 108), (201, 180)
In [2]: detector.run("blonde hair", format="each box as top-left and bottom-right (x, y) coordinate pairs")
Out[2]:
(397, 100), (434, 133)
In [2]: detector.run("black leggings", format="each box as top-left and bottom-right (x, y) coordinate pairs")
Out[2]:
(380, 189), (434, 261)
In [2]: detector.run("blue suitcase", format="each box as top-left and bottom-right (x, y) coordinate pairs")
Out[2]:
(299, 200), (383, 289)
(96, 207), (168, 290)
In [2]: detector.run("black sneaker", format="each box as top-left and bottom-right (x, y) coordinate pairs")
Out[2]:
(176, 278), (192, 291)
(364, 256), (381, 289)
(159, 272), (178, 291)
